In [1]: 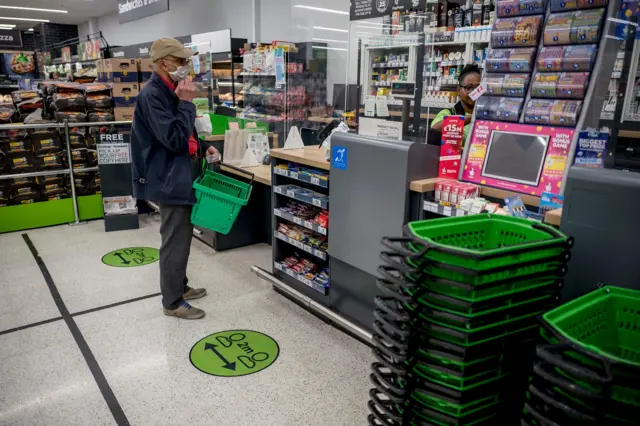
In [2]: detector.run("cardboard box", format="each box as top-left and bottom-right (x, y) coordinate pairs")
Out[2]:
(112, 83), (140, 107)
(137, 58), (154, 82)
(100, 58), (139, 82)
(114, 107), (135, 122)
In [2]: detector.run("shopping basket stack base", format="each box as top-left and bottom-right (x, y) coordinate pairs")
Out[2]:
(523, 286), (640, 426)
(368, 214), (573, 426)
(191, 163), (254, 235)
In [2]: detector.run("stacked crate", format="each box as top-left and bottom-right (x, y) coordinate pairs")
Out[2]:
(368, 214), (572, 425)
(523, 286), (640, 426)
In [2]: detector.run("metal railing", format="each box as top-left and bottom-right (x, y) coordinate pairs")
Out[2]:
(0, 120), (133, 225)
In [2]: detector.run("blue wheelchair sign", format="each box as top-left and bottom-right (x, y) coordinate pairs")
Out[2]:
(332, 145), (348, 170)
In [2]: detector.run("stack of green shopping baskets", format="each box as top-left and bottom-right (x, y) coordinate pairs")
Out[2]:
(368, 214), (572, 426)
(523, 286), (640, 426)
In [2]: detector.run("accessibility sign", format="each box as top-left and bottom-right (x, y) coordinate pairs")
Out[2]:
(102, 247), (159, 267)
(190, 330), (280, 377)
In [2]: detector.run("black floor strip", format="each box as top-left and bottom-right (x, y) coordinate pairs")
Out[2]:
(72, 292), (161, 317)
(0, 316), (63, 337)
(22, 233), (130, 426)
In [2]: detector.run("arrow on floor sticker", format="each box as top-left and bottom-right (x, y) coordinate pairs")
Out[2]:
(204, 343), (236, 371)
(114, 253), (131, 265)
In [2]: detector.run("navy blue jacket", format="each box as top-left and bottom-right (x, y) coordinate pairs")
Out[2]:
(131, 73), (208, 205)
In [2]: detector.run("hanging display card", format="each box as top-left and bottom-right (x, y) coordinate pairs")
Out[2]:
(438, 116), (465, 179)
(364, 95), (376, 117)
(274, 48), (285, 88)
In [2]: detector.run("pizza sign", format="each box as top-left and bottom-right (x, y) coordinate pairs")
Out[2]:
(0, 30), (22, 48)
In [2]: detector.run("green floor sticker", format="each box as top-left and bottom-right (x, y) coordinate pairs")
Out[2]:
(190, 330), (280, 377)
(102, 247), (159, 267)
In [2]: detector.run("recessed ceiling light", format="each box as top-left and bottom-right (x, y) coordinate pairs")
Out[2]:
(0, 6), (67, 14)
(313, 26), (348, 33)
(294, 5), (348, 15)
(28, 28), (34, 31)
(312, 38), (348, 44)
(0, 24), (16, 28)
(0, 16), (50, 22)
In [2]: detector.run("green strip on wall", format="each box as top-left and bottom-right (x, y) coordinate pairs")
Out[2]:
(78, 194), (104, 221)
(0, 198), (75, 234)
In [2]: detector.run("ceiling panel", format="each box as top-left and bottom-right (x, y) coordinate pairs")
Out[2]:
(0, 0), (117, 30)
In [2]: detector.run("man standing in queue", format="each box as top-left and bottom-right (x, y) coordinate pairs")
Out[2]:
(131, 38), (219, 320)
(430, 64), (482, 143)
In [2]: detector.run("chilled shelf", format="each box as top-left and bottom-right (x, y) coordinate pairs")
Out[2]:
(274, 262), (328, 295)
(274, 208), (327, 236)
(273, 167), (329, 189)
(274, 231), (327, 261)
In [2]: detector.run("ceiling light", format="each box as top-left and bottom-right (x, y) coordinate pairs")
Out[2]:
(312, 38), (348, 44)
(28, 28), (34, 31)
(313, 26), (348, 33)
(0, 6), (67, 14)
(294, 5), (348, 15)
(0, 16), (50, 22)
(312, 46), (348, 52)
(0, 24), (16, 28)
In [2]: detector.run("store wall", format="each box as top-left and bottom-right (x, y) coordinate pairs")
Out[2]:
(79, 0), (254, 47)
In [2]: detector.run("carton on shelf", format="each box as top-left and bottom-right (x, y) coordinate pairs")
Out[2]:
(99, 58), (139, 82)
(137, 58), (154, 82)
(112, 82), (140, 107)
(114, 107), (135, 122)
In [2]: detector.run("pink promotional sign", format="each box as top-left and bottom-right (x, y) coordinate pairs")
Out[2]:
(462, 120), (574, 196)
(438, 115), (465, 179)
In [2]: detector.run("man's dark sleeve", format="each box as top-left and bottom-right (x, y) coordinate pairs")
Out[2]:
(144, 92), (196, 154)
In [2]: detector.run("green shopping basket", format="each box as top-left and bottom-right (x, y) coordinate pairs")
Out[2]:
(191, 162), (254, 235)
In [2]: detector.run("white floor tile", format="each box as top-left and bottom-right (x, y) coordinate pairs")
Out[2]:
(0, 233), (60, 333)
(75, 286), (373, 426)
(0, 321), (114, 426)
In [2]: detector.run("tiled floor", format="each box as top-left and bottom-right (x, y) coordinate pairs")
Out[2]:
(0, 215), (372, 426)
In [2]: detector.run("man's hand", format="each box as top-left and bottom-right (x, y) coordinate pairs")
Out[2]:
(206, 146), (221, 163)
(175, 76), (196, 102)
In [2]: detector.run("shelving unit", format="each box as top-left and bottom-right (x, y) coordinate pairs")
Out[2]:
(270, 148), (330, 302)
(211, 52), (243, 107)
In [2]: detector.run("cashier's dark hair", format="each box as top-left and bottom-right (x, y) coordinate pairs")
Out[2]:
(459, 64), (481, 83)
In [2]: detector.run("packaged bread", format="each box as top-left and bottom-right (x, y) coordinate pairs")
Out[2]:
(55, 111), (87, 123)
(87, 95), (113, 109)
(1, 139), (33, 158)
(11, 90), (39, 103)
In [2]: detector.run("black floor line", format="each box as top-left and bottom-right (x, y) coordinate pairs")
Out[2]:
(22, 233), (130, 426)
(72, 292), (161, 317)
(0, 316), (63, 337)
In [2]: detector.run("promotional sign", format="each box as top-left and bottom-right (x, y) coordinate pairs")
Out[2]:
(438, 116), (465, 179)
(78, 39), (101, 61)
(0, 29), (22, 48)
(462, 120), (574, 196)
(350, 0), (428, 21)
(118, 0), (170, 24)
(574, 130), (609, 168)
(61, 46), (71, 63)
(1, 52), (36, 80)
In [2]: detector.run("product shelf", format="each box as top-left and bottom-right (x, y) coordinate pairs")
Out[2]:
(424, 200), (471, 217)
(273, 167), (329, 189)
(274, 262), (328, 295)
(274, 208), (327, 236)
(274, 231), (327, 261)
(274, 185), (329, 209)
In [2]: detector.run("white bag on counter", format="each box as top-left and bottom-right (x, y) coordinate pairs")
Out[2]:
(195, 114), (212, 137)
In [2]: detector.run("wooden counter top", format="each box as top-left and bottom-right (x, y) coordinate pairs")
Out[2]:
(410, 178), (439, 193)
(270, 146), (330, 171)
(544, 208), (562, 227)
(220, 164), (272, 186)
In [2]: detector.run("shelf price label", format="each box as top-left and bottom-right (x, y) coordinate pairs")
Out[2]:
(304, 220), (315, 230)
(317, 227), (327, 236)
(274, 187), (283, 194)
(293, 217), (303, 226)
(310, 177), (320, 186)
(443, 206), (452, 216)
(286, 190), (296, 198)
(290, 172), (299, 179)
(274, 209), (282, 217)
(312, 198), (322, 207)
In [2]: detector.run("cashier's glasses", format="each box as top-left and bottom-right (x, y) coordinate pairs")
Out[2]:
(459, 84), (480, 93)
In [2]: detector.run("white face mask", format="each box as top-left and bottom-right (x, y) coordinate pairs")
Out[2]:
(169, 65), (190, 82)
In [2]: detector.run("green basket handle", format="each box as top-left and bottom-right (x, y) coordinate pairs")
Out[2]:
(528, 384), (599, 423)
(200, 159), (255, 187)
(532, 362), (603, 400)
(381, 236), (429, 258)
(536, 344), (613, 384)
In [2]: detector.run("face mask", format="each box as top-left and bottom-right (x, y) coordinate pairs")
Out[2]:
(168, 65), (190, 82)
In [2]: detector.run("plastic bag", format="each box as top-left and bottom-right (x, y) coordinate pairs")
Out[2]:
(195, 114), (212, 137)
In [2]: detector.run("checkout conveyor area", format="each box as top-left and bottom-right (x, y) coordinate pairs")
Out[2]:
(209, 135), (571, 341)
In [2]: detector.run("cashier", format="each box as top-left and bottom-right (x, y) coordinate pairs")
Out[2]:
(430, 64), (481, 143)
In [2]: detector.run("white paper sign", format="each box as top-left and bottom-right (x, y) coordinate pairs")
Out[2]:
(364, 95), (376, 117)
(469, 83), (486, 101)
(97, 143), (130, 165)
(247, 132), (270, 162)
(375, 96), (390, 117)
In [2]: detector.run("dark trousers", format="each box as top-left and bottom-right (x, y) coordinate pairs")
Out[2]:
(159, 204), (193, 309)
